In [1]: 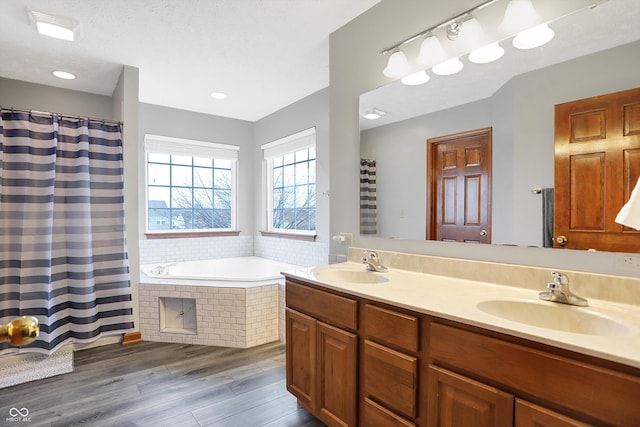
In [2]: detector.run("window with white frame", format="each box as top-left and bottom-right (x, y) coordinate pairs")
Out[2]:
(144, 135), (239, 232)
(262, 128), (316, 233)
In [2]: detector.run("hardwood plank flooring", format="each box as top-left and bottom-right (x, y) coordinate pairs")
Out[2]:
(1, 341), (326, 427)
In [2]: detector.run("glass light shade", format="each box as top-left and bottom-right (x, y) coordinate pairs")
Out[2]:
(53, 70), (76, 80)
(499, 0), (542, 34)
(401, 70), (430, 86)
(469, 42), (505, 64)
(432, 57), (464, 76)
(513, 24), (555, 49)
(456, 17), (485, 52)
(37, 22), (74, 41)
(416, 35), (446, 67)
(383, 50), (412, 79)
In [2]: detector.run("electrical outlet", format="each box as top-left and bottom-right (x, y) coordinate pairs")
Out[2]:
(615, 254), (640, 270)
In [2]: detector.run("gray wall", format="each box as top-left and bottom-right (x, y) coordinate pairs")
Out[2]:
(253, 88), (330, 243)
(0, 77), (114, 119)
(330, 1), (640, 276)
(138, 103), (254, 237)
(360, 41), (640, 246)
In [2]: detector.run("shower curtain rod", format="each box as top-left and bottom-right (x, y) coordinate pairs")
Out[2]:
(0, 106), (124, 127)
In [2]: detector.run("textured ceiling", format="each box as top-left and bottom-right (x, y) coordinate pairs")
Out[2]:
(0, 0), (380, 121)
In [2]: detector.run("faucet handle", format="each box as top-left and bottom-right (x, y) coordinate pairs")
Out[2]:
(547, 272), (567, 291)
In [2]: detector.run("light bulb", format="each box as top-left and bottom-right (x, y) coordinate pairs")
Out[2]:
(402, 70), (430, 86)
(469, 43), (505, 64)
(432, 57), (464, 76)
(513, 24), (555, 49)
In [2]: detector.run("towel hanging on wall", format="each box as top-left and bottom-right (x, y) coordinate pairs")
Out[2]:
(615, 177), (640, 230)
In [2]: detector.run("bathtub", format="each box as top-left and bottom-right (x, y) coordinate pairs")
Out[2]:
(140, 256), (303, 286)
(138, 256), (305, 348)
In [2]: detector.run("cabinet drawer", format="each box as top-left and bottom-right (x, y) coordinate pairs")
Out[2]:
(430, 322), (640, 426)
(363, 398), (416, 427)
(364, 339), (418, 419)
(364, 304), (419, 353)
(286, 280), (358, 330)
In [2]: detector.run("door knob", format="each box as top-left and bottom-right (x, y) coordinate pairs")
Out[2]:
(480, 230), (487, 237)
(0, 316), (39, 346)
(556, 235), (568, 246)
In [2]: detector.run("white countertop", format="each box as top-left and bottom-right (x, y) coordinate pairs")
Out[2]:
(283, 262), (640, 369)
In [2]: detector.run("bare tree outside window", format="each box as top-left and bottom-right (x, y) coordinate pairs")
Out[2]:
(147, 154), (233, 231)
(271, 147), (316, 231)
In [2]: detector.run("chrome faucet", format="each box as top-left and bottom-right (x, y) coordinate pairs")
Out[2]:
(361, 250), (388, 272)
(538, 272), (588, 307)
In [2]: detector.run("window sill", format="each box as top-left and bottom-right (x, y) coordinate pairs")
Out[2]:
(259, 230), (317, 242)
(145, 230), (240, 239)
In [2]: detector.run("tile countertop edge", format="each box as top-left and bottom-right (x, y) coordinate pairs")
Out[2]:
(282, 266), (640, 370)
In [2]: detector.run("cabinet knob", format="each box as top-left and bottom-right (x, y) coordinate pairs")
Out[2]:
(480, 230), (488, 237)
(556, 235), (568, 246)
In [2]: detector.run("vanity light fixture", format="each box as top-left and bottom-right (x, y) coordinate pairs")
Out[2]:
(52, 70), (76, 80)
(210, 92), (228, 100)
(416, 34), (446, 67)
(512, 23), (555, 49)
(28, 9), (80, 41)
(362, 109), (386, 120)
(432, 57), (464, 76)
(455, 16), (486, 52)
(379, 0), (573, 81)
(499, 0), (542, 34)
(469, 42), (505, 64)
(383, 49), (412, 79)
(401, 70), (430, 86)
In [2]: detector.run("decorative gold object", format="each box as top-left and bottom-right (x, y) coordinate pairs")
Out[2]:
(0, 316), (40, 346)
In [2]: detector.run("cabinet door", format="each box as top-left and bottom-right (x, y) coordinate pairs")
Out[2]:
(515, 400), (592, 427)
(317, 321), (358, 427)
(427, 365), (514, 427)
(286, 308), (316, 411)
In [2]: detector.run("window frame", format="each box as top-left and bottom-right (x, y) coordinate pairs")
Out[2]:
(262, 127), (317, 237)
(144, 134), (239, 236)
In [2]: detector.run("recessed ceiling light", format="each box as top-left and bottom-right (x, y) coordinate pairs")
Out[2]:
(210, 92), (228, 100)
(53, 71), (76, 80)
(363, 109), (386, 120)
(28, 9), (80, 41)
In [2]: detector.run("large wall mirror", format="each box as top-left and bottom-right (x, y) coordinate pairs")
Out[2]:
(359, 0), (640, 252)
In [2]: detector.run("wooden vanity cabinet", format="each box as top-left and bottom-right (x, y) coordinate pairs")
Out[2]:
(361, 303), (422, 426)
(285, 279), (358, 427)
(286, 277), (640, 427)
(428, 322), (640, 426)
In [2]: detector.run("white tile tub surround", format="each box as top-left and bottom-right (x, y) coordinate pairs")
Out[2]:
(254, 235), (329, 267)
(139, 283), (282, 348)
(139, 235), (253, 265)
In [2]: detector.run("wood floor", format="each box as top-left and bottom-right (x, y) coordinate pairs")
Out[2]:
(1, 341), (326, 427)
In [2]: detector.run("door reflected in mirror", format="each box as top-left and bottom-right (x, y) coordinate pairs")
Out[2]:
(359, 0), (640, 252)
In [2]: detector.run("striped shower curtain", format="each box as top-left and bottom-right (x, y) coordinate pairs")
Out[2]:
(0, 110), (134, 355)
(360, 159), (377, 235)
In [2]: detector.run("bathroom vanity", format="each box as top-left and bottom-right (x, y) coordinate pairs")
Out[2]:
(283, 252), (640, 427)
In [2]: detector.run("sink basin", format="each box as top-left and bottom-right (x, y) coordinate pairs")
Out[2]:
(476, 300), (631, 336)
(310, 266), (389, 284)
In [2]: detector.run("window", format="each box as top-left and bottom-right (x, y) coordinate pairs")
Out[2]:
(262, 128), (316, 233)
(144, 135), (239, 233)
